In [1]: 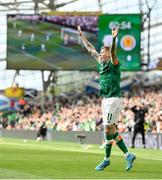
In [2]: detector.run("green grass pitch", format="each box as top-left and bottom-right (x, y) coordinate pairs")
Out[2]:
(0, 138), (162, 179)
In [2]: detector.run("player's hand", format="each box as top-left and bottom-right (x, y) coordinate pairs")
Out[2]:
(77, 25), (82, 36)
(112, 28), (118, 38)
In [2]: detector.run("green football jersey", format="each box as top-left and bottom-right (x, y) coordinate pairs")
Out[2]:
(99, 60), (122, 97)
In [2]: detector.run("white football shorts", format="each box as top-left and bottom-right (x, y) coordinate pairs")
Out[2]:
(102, 97), (123, 126)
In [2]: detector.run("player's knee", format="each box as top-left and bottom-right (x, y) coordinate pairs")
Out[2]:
(105, 139), (113, 145)
(114, 133), (123, 143)
(105, 124), (116, 135)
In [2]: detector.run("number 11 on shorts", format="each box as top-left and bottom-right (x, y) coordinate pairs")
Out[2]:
(107, 113), (112, 123)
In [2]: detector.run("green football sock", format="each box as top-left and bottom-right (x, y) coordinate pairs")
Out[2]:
(105, 134), (113, 159)
(113, 132), (128, 153)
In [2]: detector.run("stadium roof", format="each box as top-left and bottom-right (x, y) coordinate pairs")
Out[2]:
(0, 0), (80, 13)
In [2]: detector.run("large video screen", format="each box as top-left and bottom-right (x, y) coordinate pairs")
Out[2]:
(99, 14), (141, 71)
(7, 13), (141, 71)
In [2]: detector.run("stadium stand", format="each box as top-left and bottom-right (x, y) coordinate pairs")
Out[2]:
(0, 87), (161, 133)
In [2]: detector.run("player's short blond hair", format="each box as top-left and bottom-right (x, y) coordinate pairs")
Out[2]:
(101, 46), (111, 51)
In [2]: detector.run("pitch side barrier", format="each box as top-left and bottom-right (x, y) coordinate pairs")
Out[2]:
(0, 129), (162, 150)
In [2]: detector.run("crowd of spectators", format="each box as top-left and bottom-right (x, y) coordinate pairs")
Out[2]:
(44, 15), (98, 33)
(0, 87), (162, 133)
(119, 87), (162, 133)
(10, 14), (98, 33)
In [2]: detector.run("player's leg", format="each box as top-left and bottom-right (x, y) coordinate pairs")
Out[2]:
(112, 98), (136, 171)
(132, 128), (138, 148)
(113, 130), (128, 154)
(113, 130), (136, 171)
(95, 125), (114, 171)
(140, 128), (146, 148)
(104, 125), (115, 159)
(95, 97), (136, 171)
(95, 98), (114, 171)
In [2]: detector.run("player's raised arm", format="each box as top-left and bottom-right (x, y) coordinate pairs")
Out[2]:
(111, 28), (119, 65)
(77, 25), (100, 62)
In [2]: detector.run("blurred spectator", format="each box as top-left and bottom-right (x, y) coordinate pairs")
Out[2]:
(19, 97), (27, 109)
(37, 122), (47, 141)
(131, 105), (148, 148)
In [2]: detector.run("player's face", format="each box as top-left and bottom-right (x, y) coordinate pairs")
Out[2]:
(100, 46), (111, 62)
